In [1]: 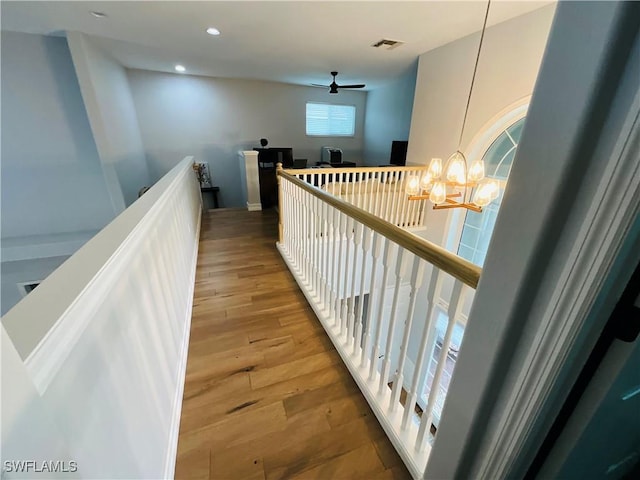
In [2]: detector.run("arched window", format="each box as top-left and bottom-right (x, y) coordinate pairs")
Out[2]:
(457, 117), (525, 266)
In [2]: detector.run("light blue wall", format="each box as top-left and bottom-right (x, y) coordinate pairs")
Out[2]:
(127, 70), (367, 208)
(363, 62), (418, 166)
(67, 32), (151, 208)
(1, 32), (115, 239)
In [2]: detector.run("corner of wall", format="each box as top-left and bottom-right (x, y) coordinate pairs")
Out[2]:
(66, 31), (151, 209)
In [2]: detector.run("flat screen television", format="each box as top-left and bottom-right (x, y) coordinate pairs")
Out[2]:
(390, 141), (408, 166)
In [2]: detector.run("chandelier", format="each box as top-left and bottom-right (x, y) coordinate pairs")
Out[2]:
(407, 0), (500, 213)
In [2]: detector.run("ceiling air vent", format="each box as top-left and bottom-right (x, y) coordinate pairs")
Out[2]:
(371, 39), (404, 50)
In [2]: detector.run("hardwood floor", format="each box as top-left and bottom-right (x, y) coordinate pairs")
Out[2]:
(175, 208), (410, 480)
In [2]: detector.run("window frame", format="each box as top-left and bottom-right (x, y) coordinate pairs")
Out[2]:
(444, 99), (530, 256)
(305, 101), (357, 138)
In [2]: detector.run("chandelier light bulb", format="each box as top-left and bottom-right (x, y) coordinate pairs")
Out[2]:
(406, 176), (420, 196)
(468, 159), (485, 182)
(445, 151), (467, 185)
(420, 172), (433, 191)
(472, 179), (500, 207)
(428, 158), (443, 179)
(429, 182), (447, 205)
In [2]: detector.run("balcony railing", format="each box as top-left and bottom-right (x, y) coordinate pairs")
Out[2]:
(276, 164), (481, 479)
(288, 166), (430, 229)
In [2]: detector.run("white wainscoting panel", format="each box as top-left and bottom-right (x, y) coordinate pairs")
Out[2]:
(2, 156), (201, 479)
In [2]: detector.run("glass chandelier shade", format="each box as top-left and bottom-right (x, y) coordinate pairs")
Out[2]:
(472, 179), (500, 207)
(429, 182), (447, 205)
(468, 159), (486, 182)
(406, 176), (420, 196)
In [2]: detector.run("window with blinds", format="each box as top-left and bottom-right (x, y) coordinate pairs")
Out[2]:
(306, 102), (356, 136)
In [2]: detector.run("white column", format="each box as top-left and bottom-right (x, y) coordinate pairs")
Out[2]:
(240, 151), (262, 211)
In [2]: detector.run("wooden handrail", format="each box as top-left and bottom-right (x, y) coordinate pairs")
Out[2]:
(277, 167), (481, 289)
(283, 165), (428, 175)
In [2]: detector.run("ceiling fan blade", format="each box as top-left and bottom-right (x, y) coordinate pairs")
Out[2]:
(338, 84), (366, 89)
(311, 83), (329, 88)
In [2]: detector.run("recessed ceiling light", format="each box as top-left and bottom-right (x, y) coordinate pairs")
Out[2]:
(90, 11), (108, 18)
(174, 65), (186, 73)
(206, 27), (221, 36)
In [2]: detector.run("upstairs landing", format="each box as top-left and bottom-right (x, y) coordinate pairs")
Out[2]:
(175, 208), (410, 479)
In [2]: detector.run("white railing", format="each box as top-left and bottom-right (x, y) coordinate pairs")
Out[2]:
(289, 166), (429, 229)
(1, 156), (201, 479)
(276, 168), (480, 479)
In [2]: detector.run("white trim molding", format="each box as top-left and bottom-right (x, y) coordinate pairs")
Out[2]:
(464, 96), (530, 164)
(476, 68), (640, 480)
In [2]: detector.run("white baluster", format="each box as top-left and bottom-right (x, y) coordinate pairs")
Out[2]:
(353, 226), (372, 355)
(361, 171), (369, 214)
(341, 217), (355, 337)
(418, 196), (427, 228)
(361, 232), (383, 368)
(288, 181), (294, 254)
(372, 171), (381, 218)
(300, 189), (310, 286)
(315, 194), (322, 299)
(331, 209), (344, 326)
(347, 222), (363, 346)
(416, 279), (466, 451)
(319, 198), (327, 306)
(292, 182), (297, 263)
(297, 184), (303, 271)
(402, 266), (441, 429)
(306, 189), (312, 285)
(357, 171), (365, 210)
(310, 194), (318, 295)
(390, 171), (400, 226)
(379, 248), (407, 392)
(333, 210), (345, 327)
(312, 193), (318, 295)
(369, 240), (396, 381)
(390, 256), (425, 413)
(379, 249), (409, 394)
(393, 171), (405, 227)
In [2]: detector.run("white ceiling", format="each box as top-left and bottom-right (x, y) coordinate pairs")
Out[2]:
(1, 1), (552, 90)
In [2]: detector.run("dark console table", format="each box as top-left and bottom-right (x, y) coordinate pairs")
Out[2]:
(200, 186), (220, 209)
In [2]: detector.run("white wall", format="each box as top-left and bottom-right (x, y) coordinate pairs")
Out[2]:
(0, 32), (115, 240)
(1, 326), (77, 479)
(67, 32), (151, 208)
(407, 5), (556, 247)
(1, 256), (69, 317)
(2, 157), (201, 478)
(127, 70), (367, 208)
(363, 63), (418, 167)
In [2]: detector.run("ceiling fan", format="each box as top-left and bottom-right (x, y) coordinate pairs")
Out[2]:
(312, 71), (365, 94)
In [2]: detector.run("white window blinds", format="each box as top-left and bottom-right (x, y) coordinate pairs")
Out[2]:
(306, 103), (356, 136)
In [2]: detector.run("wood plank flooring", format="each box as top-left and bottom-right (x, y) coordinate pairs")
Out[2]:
(175, 208), (410, 480)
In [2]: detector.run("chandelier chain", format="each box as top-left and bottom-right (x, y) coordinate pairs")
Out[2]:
(458, 0), (492, 149)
